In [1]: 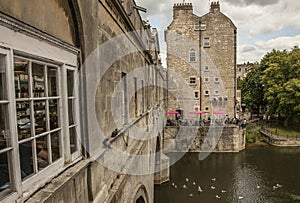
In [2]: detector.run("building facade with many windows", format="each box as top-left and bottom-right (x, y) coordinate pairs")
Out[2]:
(166, 1), (237, 119)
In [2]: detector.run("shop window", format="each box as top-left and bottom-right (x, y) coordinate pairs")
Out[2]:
(14, 57), (63, 179)
(0, 51), (11, 194)
(0, 17), (80, 201)
(205, 90), (209, 96)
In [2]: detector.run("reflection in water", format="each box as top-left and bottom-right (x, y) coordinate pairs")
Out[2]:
(155, 144), (300, 203)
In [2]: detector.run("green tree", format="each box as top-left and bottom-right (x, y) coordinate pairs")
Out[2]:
(241, 64), (265, 113)
(261, 47), (300, 126)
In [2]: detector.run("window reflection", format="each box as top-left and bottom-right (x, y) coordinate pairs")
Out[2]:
(16, 101), (32, 140)
(36, 136), (49, 171)
(0, 54), (7, 100)
(19, 141), (34, 179)
(34, 101), (46, 134)
(67, 70), (74, 97)
(14, 58), (29, 99)
(69, 127), (77, 154)
(0, 152), (11, 192)
(49, 99), (59, 130)
(0, 104), (9, 150)
(32, 63), (45, 98)
(51, 132), (61, 162)
(48, 67), (57, 97)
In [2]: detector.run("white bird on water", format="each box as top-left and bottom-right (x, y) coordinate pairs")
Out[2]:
(238, 196), (244, 200)
(183, 184), (187, 189)
(276, 183), (282, 188)
(256, 185), (260, 189)
(211, 178), (216, 181)
(193, 182), (196, 185)
(185, 178), (189, 182)
(172, 182), (175, 186)
(216, 195), (221, 199)
(211, 186), (216, 190)
(221, 190), (226, 193)
(174, 185), (177, 189)
(189, 193), (193, 197)
(197, 186), (203, 192)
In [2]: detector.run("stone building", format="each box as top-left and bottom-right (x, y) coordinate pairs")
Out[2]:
(166, 1), (237, 119)
(0, 0), (167, 202)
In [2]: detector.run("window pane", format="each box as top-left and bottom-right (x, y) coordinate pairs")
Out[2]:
(0, 152), (11, 192)
(32, 63), (45, 98)
(67, 70), (74, 97)
(49, 99), (59, 130)
(34, 101), (46, 134)
(19, 141), (34, 179)
(69, 127), (77, 154)
(48, 66), (57, 97)
(68, 99), (74, 125)
(14, 58), (29, 99)
(16, 101), (32, 140)
(0, 104), (9, 150)
(51, 132), (61, 162)
(0, 54), (7, 100)
(36, 136), (49, 171)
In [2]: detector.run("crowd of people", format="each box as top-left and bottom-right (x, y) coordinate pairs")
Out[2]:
(166, 116), (247, 129)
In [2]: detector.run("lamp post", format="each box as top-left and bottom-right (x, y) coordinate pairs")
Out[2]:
(275, 112), (279, 134)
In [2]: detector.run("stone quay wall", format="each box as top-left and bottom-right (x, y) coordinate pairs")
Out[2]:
(163, 126), (245, 153)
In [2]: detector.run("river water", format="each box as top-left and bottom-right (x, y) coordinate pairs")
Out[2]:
(155, 144), (300, 203)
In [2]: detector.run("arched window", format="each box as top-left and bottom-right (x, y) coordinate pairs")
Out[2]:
(189, 49), (196, 62)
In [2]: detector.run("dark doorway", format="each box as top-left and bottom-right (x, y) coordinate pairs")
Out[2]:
(136, 196), (145, 203)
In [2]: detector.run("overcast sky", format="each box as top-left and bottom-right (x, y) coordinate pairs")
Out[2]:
(135, 0), (300, 65)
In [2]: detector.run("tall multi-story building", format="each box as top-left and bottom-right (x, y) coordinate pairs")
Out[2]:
(166, 1), (237, 119)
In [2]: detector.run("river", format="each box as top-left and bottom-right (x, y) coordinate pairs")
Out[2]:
(155, 143), (300, 203)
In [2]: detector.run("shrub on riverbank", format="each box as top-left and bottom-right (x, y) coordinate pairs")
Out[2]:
(246, 123), (261, 143)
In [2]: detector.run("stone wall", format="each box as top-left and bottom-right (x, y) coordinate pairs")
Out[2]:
(163, 126), (245, 153)
(166, 1), (237, 119)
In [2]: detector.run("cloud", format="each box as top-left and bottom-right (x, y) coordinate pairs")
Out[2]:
(242, 45), (256, 53)
(225, 0), (279, 7)
(135, 0), (300, 64)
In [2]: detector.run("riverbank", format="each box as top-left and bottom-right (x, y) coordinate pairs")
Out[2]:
(245, 122), (300, 147)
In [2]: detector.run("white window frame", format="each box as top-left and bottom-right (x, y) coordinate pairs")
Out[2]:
(204, 66), (209, 72)
(205, 90), (210, 96)
(0, 18), (81, 202)
(189, 49), (196, 62)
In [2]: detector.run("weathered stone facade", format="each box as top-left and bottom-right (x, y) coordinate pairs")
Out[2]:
(163, 126), (245, 153)
(166, 1), (237, 119)
(0, 0), (167, 203)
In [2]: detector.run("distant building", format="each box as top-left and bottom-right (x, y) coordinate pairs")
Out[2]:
(166, 1), (237, 118)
